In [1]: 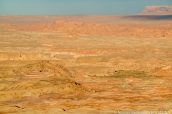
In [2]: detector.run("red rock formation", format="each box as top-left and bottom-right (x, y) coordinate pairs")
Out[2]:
(142, 6), (172, 15)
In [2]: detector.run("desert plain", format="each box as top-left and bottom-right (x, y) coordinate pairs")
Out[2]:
(0, 15), (172, 114)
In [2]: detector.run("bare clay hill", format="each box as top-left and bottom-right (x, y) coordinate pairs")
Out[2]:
(0, 16), (172, 113)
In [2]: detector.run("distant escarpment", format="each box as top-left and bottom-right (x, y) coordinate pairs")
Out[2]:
(141, 6), (172, 15)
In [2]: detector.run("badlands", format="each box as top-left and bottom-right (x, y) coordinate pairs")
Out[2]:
(0, 15), (172, 113)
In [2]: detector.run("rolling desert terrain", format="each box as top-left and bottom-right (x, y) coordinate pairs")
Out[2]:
(0, 15), (172, 114)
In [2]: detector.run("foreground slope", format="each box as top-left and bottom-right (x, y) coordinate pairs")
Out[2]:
(0, 16), (172, 113)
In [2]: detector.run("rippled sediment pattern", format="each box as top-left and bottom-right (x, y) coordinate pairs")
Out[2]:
(0, 16), (172, 113)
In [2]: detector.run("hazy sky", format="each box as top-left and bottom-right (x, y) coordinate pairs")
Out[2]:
(0, 0), (171, 15)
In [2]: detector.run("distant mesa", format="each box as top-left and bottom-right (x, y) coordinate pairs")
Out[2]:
(123, 6), (172, 20)
(141, 6), (172, 15)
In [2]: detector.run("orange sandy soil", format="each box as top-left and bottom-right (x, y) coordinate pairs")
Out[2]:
(0, 16), (172, 114)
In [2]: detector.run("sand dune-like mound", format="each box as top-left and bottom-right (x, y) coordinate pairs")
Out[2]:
(13, 61), (73, 79)
(0, 60), (87, 102)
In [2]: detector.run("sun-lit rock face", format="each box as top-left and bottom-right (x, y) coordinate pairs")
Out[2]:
(142, 6), (172, 15)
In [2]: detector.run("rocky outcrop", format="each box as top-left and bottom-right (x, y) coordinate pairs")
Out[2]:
(142, 6), (172, 15)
